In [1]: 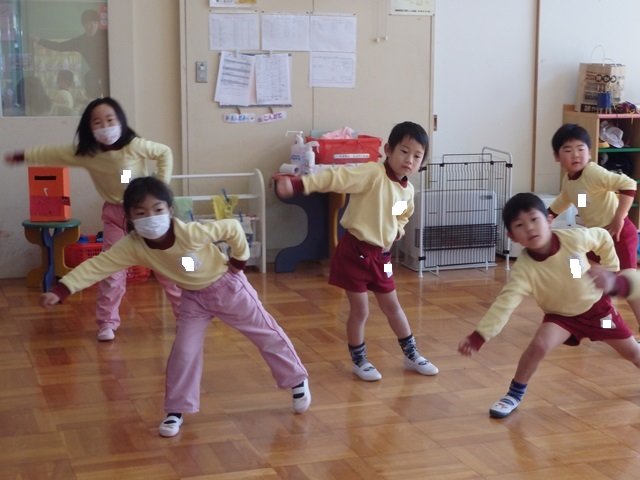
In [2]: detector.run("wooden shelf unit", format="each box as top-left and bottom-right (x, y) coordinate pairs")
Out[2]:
(562, 104), (640, 228)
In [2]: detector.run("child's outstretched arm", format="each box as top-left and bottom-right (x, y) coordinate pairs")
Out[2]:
(458, 270), (529, 356)
(4, 150), (24, 165)
(274, 174), (294, 199)
(588, 265), (640, 299)
(41, 292), (61, 308)
(458, 333), (486, 356)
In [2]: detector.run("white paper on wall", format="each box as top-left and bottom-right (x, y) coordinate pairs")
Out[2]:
(255, 53), (292, 105)
(310, 15), (357, 53)
(262, 14), (310, 51)
(309, 52), (356, 88)
(209, 12), (260, 51)
(214, 51), (255, 106)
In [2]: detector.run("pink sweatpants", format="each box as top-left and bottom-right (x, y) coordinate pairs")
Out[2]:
(164, 270), (308, 413)
(97, 202), (181, 329)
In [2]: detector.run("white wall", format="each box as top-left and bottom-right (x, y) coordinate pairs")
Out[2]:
(433, 0), (537, 195)
(535, 0), (640, 193)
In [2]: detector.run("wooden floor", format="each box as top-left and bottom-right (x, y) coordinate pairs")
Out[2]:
(2, 259), (640, 479)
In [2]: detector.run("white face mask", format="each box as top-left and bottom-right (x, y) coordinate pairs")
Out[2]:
(93, 125), (122, 145)
(132, 214), (171, 240)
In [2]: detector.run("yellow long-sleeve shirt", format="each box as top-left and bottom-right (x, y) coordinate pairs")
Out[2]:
(25, 137), (173, 204)
(549, 162), (636, 227)
(301, 162), (414, 249)
(475, 227), (618, 342)
(60, 218), (249, 293)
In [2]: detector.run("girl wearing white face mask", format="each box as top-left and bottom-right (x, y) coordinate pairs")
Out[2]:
(4, 97), (180, 342)
(40, 177), (312, 437)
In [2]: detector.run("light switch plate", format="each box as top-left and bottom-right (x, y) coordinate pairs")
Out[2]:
(196, 61), (207, 83)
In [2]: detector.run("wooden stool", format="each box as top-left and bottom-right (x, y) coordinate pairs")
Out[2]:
(22, 219), (81, 291)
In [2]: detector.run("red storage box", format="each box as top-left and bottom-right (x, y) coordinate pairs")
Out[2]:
(28, 166), (71, 222)
(306, 135), (382, 165)
(64, 235), (151, 283)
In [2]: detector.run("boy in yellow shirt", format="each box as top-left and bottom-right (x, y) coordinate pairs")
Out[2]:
(459, 193), (640, 418)
(548, 123), (640, 328)
(275, 121), (438, 381)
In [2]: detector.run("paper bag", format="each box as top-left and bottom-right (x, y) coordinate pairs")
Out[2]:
(575, 62), (625, 112)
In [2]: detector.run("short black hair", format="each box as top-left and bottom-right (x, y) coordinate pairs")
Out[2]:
(551, 123), (591, 154)
(387, 121), (429, 163)
(502, 193), (547, 233)
(123, 177), (173, 231)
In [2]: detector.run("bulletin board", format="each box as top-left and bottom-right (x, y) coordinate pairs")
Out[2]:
(180, 0), (433, 180)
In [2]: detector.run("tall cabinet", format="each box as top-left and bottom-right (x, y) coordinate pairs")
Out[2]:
(562, 104), (640, 229)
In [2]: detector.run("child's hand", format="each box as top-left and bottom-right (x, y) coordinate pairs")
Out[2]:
(4, 150), (22, 165)
(605, 216), (625, 242)
(588, 265), (618, 294)
(458, 336), (478, 356)
(40, 292), (61, 308)
(275, 175), (294, 199)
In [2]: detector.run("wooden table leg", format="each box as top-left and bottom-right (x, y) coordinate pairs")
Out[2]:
(23, 227), (47, 290)
(53, 226), (79, 277)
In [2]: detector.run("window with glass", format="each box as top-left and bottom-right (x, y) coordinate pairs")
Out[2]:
(0, 0), (109, 117)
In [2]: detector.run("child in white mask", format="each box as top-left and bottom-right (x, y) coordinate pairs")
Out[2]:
(40, 176), (311, 437)
(4, 97), (180, 342)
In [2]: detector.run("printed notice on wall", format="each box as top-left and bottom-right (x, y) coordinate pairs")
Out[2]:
(209, 0), (256, 7)
(390, 0), (434, 16)
(255, 53), (291, 105)
(309, 52), (356, 88)
(214, 52), (292, 106)
(209, 12), (260, 50)
(310, 15), (357, 53)
(262, 14), (310, 51)
(214, 52), (255, 106)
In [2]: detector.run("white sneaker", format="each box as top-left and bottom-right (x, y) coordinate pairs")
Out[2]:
(489, 395), (521, 418)
(404, 356), (439, 376)
(291, 379), (311, 414)
(97, 327), (115, 341)
(158, 414), (183, 437)
(352, 361), (382, 381)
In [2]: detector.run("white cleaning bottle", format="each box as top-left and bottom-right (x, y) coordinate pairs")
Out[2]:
(286, 131), (306, 169)
(303, 141), (319, 175)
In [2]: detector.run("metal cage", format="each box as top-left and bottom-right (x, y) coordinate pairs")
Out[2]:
(401, 147), (513, 275)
